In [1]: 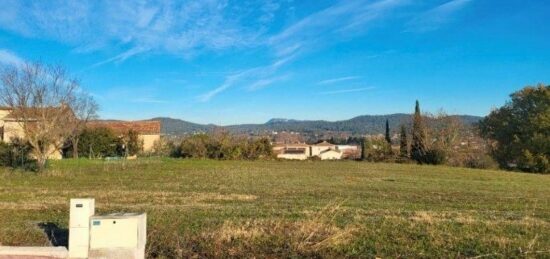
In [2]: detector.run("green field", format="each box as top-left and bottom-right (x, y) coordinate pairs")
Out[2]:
(0, 159), (549, 258)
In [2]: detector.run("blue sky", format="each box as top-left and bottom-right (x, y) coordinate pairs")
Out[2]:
(0, 0), (549, 125)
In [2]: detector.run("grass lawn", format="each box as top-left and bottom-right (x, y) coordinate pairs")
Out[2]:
(0, 158), (549, 258)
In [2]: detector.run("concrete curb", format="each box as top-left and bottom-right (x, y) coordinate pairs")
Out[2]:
(0, 246), (68, 259)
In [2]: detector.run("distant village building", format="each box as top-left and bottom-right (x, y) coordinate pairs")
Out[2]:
(86, 120), (161, 152)
(336, 145), (360, 159)
(273, 141), (346, 160)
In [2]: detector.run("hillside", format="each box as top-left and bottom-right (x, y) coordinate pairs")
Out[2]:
(154, 114), (483, 135)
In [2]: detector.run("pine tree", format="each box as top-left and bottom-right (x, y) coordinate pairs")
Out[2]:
(399, 125), (408, 157)
(411, 100), (427, 163)
(385, 119), (391, 144)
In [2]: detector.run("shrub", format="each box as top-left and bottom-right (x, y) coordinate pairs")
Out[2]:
(76, 127), (121, 158)
(174, 133), (272, 160)
(0, 138), (34, 169)
(362, 137), (393, 162)
(124, 130), (143, 156)
(423, 148), (447, 165)
(464, 154), (498, 170)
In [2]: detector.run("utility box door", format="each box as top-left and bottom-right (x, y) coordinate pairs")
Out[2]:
(70, 199), (95, 228)
(68, 227), (89, 258)
(90, 218), (138, 248)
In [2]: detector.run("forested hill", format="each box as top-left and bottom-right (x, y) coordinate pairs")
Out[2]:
(154, 114), (483, 135)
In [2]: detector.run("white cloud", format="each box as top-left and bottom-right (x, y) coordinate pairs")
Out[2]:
(0, 0), (279, 66)
(198, 71), (249, 102)
(198, 55), (295, 102)
(0, 49), (24, 67)
(318, 76), (361, 85)
(197, 0), (409, 101)
(269, 0), (409, 57)
(248, 74), (290, 91)
(130, 97), (170, 104)
(319, 87), (375, 95)
(407, 0), (474, 32)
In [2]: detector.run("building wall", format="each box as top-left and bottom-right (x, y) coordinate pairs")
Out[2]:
(0, 110), (9, 120)
(3, 121), (25, 142)
(277, 153), (308, 160)
(319, 150), (343, 160)
(310, 145), (334, 156)
(139, 134), (161, 152)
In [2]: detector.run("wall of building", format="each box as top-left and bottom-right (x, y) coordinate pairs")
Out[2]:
(139, 134), (161, 152)
(319, 151), (343, 160)
(277, 153), (308, 160)
(2, 121), (24, 142)
(310, 145), (334, 156)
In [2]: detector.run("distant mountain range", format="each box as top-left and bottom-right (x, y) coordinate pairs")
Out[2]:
(152, 114), (483, 136)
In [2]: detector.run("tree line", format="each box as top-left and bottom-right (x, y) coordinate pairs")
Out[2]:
(0, 62), (548, 173)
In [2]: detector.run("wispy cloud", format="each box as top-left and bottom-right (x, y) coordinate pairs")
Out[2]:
(269, 0), (409, 58)
(248, 74), (290, 91)
(0, 1), (280, 66)
(0, 49), (24, 67)
(130, 97), (170, 104)
(197, 0), (409, 101)
(319, 87), (375, 95)
(407, 0), (474, 32)
(198, 55), (295, 102)
(198, 71), (249, 102)
(318, 76), (361, 85)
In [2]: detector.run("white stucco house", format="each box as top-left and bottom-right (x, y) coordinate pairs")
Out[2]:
(273, 141), (344, 160)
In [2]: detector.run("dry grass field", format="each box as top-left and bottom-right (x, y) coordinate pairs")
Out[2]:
(0, 159), (549, 258)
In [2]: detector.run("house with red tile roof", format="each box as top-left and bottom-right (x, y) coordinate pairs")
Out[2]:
(86, 120), (161, 152)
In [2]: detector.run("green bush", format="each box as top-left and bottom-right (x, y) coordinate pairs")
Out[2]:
(174, 133), (272, 160)
(76, 127), (122, 158)
(423, 148), (447, 165)
(0, 138), (34, 170)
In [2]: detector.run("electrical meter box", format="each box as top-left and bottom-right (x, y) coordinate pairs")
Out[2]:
(89, 213), (147, 259)
(68, 198), (95, 258)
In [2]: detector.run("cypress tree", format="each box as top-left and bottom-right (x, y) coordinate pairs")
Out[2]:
(411, 100), (427, 163)
(360, 137), (367, 161)
(385, 119), (391, 144)
(399, 125), (408, 157)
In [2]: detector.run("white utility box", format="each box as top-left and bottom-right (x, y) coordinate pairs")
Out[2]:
(89, 213), (147, 259)
(68, 198), (95, 258)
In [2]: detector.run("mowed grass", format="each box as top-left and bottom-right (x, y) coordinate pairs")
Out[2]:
(0, 159), (549, 258)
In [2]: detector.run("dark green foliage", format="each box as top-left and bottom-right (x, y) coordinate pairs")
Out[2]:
(0, 138), (35, 170)
(411, 100), (428, 164)
(77, 127), (121, 158)
(399, 125), (408, 157)
(385, 119), (391, 144)
(479, 84), (549, 173)
(360, 138), (367, 161)
(124, 130), (143, 156)
(423, 148), (447, 165)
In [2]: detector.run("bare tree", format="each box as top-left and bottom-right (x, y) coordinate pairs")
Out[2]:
(0, 62), (97, 170)
(67, 93), (98, 158)
(430, 109), (463, 151)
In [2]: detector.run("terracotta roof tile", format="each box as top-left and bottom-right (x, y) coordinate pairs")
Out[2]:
(87, 120), (161, 135)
